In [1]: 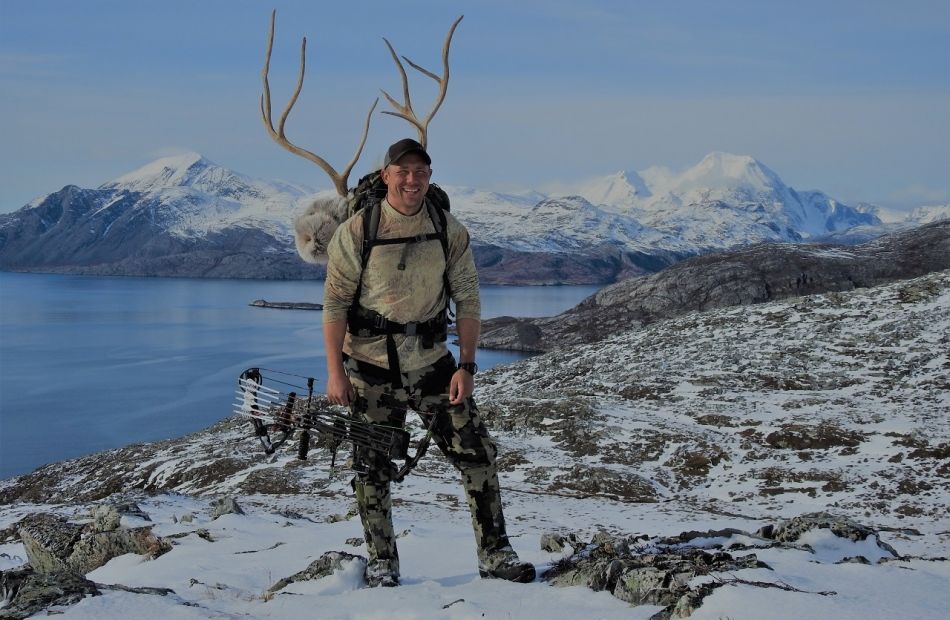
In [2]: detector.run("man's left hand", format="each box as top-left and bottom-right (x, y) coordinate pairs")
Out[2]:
(449, 368), (474, 405)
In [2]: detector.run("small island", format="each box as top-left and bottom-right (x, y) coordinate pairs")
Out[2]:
(249, 299), (323, 311)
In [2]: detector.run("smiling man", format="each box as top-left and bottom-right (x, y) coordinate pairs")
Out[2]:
(321, 138), (535, 588)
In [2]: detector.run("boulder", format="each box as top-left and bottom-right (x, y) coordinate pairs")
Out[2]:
(544, 531), (770, 619)
(756, 512), (899, 557)
(0, 566), (99, 620)
(90, 505), (121, 532)
(268, 551), (366, 593)
(210, 497), (245, 519)
(17, 513), (171, 576)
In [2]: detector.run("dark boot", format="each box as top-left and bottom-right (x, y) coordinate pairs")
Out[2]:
(365, 558), (400, 588)
(462, 464), (535, 583)
(478, 545), (536, 583)
(354, 476), (400, 587)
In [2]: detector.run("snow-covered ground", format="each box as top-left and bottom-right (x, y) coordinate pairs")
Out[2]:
(1, 271), (948, 618)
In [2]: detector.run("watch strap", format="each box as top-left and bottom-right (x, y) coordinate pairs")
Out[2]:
(458, 361), (478, 375)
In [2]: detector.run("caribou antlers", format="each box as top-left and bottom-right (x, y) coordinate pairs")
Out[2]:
(260, 9), (377, 198)
(260, 11), (462, 264)
(380, 15), (464, 149)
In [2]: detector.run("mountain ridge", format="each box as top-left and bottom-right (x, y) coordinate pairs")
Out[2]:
(2, 152), (943, 284)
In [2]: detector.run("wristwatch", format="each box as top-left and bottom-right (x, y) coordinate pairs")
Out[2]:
(457, 362), (478, 375)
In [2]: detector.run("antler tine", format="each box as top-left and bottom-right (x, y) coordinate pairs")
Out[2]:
(260, 10), (376, 197)
(380, 15), (463, 149)
(380, 37), (423, 141)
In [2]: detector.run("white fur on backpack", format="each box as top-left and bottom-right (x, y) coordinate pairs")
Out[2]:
(293, 194), (350, 265)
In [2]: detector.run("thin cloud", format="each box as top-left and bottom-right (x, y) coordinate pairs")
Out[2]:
(0, 52), (66, 77)
(886, 185), (950, 207)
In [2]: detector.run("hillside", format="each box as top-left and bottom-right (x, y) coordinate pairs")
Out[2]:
(1, 270), (948, 618)
(480, 219), (950, 351)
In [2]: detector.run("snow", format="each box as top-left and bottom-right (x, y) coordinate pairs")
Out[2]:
(794, 528), (895, 564)
(1, 271), (948, 618)
(90, 153), (316, 242)
(5, 152), (940, 262)
(908, 204), (950, 224)
(6, 151), (884, 261)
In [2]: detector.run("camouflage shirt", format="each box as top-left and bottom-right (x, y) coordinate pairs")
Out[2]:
(323, 198), (480, 371)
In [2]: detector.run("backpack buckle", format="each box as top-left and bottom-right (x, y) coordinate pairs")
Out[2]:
(404, 322), (418, 337)
(373, 314), (388, 330)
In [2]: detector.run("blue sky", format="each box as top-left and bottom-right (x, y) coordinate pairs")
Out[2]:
(1, 0), (948, 212)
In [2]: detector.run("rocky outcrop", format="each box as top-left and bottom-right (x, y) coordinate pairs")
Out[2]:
(17, 513), (170, 576)
(268, 551), (366, 593)
(480, 220), (950, 351)
(543, 530), (769, 619)
(210, 496), (245, 519)
(0, 567), (99, 620)
(757, 512), (899, 557)
(543, 514), (899, 619)
(472, 243), (685, 285)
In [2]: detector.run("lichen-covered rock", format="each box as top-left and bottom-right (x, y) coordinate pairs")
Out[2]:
(268, 551), (366, 593)
(16, 514), (83, 575)
(0, 566), (99, 620)
(550, 466), (658, 502)
(759, 512), (891, 546)
(209, 496), (245, 519)
(68, 527), (171, 575)
(111, 501), (151, 522)
(90, 505), (121, 532)
(544, 531), (770, 619)
(755, 512), (899, 562)
(17, 513), (171, 576)
(764, 423), (864, 450)
(540, 532), (569, 553)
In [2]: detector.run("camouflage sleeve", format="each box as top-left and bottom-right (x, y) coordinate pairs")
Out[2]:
(445, 213), (481, 321)
(323, 215), (363, 323)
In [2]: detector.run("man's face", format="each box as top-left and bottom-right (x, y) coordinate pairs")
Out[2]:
(382, 153), (431, 214)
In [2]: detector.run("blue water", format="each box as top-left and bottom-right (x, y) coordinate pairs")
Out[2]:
(0, 272), (598, 479)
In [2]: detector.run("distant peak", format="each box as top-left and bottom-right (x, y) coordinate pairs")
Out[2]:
(125, 151), (214, 176)
(682, 151), (783, 188)
(101, 152), (220, 191)
(697, 151), (759, 170)
(141, 152), (213, 173)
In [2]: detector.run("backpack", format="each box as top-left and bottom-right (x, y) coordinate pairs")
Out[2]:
(345, 171), (455, 381)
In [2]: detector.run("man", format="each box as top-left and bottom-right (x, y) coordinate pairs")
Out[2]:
(322, 138), (535, 587)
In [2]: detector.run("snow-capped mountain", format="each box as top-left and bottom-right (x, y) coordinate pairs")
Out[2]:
(907, 203), (950, 224)
(96, 152), (314, 241)
(0, 154), (324, 280)
(0, 151), (931, 284)
(556, 152), (878, 246)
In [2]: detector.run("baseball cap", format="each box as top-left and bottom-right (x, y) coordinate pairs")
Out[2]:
(384, 138), (431, 167)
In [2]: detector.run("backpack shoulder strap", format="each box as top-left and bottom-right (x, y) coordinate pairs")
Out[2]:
(425, 200), (449, 260)
(361, 200), (382, 266)
(352, 201), (382, 312)
(425, 200), (453, 316)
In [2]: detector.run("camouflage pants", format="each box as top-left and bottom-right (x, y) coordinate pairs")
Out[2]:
(345, 353), (511, 573)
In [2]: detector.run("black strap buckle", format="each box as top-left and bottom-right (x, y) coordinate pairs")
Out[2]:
(405, 322), (418, 337)
(373, 314), (388, 330)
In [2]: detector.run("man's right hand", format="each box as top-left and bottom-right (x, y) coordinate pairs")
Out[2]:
(326, 372), (355, 406)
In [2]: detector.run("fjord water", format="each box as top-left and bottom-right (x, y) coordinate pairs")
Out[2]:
(0, 273), (598, 479)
